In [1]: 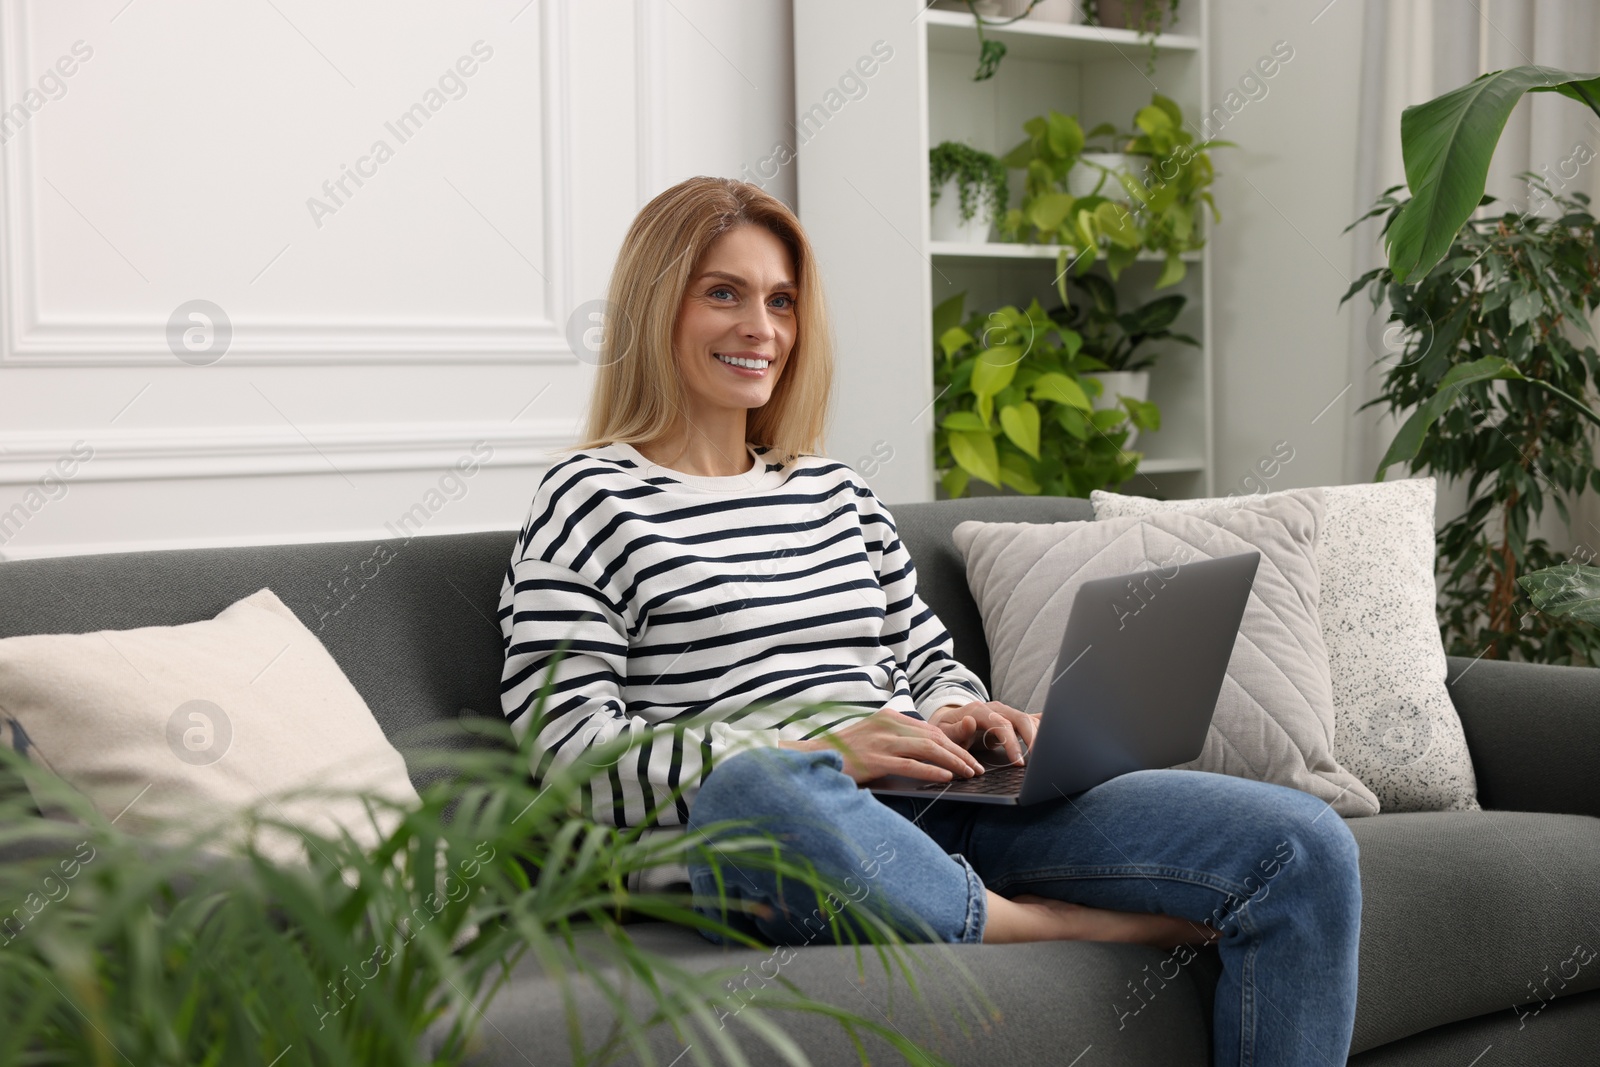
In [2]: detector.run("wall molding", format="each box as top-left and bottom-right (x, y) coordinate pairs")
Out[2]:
(0, 0), (576, 366)
(0, 521), (523, 562)
(0, 418), (580, 484)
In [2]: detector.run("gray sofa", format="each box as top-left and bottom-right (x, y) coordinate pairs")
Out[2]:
(3, 494), (1598, 1065)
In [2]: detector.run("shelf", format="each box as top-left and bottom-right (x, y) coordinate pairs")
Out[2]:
(1132, 457), (1205, 474)
(930, 242), (1203, 262)
(921, 9), (1201, 63)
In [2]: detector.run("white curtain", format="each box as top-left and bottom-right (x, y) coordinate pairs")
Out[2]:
(1345, 0), (1600, 558)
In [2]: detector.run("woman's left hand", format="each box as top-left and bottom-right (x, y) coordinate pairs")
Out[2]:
(926, 701), (1039, 766)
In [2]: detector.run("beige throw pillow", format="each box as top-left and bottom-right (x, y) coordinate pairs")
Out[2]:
(953, 488), (1380, 816)
(0, 588), (420, 866)
(1093, 477), (1480, 813)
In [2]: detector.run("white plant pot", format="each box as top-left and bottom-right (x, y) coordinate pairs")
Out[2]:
(1067, 152), (1139, 199)
(1086, 370), (1150, 448)
(1029, 0), (1082, 21)
(930, 176), (995, 243)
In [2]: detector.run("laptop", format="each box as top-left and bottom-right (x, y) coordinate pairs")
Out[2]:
(866, 550), (1261, 806)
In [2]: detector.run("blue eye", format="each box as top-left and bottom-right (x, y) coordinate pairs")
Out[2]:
(771, 294), (795, 310)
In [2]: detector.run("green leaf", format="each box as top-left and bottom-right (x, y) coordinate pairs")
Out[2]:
(971, 346), (1022, 397)
(941, 465), (971, 499)
(1119, 294), (1186, 334)
(1123, 396), (1162, 430)
(998, 453), (1042, 494)
(999, 401), (1042, 459)
(1155, 251), (1186, 288)
(1105, 242), (1139, 280)
(940, 411), (989, 432)
(1090, 407), (1127, 430)
(1031, 372), (1091, 409)
(1094, 201), (1140, 248)
(939, 326), (975, 359)
(1045, 110), (1085, 160)
(933, 292), (966, 341)
(948, 430), (1001, 487)
(1028, 192), (1076, 232)
(1508, 289), (1543, 328)
(1386, 66), (1600, 282)
(1056, 403), (1089, 440)
(1517, 563), (1600, 626)
(1374, 355), (1528, 479)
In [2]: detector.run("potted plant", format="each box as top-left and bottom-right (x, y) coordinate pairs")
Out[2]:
(1082, 0), (1183, 73)
(930, 140), (1008, 243)
(1065, 124), (1139, 198)
(1342, 177), (1600, 666)
(998, 97), (1228, 292)
(1050, 273), (1191, 448)
(948, 0), (1075, 82)
(1345, 64), (1600, 659)
(1113, 93), (1231, 288)
(995, 110), (1141, 285)
(932, 291), (1157, 498)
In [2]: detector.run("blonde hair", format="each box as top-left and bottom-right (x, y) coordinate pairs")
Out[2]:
(570, 176), (834, 464)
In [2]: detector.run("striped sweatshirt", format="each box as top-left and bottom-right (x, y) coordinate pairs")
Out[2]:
(497, 440), (990, 847)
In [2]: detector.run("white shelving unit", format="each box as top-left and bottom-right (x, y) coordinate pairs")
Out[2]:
(794, 1), (1214, 503)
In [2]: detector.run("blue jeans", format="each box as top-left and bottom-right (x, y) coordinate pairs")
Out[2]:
(685, 746), (1361, 1067)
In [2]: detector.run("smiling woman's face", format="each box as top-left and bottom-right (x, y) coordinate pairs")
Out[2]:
(671, 223), (798, 424)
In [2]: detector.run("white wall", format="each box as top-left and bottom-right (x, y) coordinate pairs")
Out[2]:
(1203, 0), (1367, 497)
(10, 0), (1586, 560)
(0, 0), (794, 560)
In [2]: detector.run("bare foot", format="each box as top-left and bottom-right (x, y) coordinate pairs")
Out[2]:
(982, 890), (1219, 947)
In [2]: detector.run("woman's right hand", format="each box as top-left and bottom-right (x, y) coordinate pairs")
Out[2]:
(779, 709), (985, 784)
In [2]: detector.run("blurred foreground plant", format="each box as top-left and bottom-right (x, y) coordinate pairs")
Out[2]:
(0, 669), (994, 1066)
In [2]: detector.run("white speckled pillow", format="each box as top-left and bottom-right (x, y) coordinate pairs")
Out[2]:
(952, 489), (1380, 816)
(1093, 477), (1480, 813)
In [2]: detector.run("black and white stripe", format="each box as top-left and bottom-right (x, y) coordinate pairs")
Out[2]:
(497, 441), (988, 832)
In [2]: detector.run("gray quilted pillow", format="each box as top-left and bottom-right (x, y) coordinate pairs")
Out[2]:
(952, 488), (1380, 817)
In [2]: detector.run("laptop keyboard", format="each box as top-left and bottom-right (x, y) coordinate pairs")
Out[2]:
(916, 763), (1027, 794)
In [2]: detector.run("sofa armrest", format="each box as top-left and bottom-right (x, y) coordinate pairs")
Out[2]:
(1445, 655), (1600, 818)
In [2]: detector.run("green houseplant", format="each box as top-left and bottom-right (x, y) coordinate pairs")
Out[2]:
(1049, 274), (1187, 449)
(0, 692), (988, 1065)
(998, 96), (1228, 295)
(929, 140), (1009, 243)
(1113, 93), (1229, 288)
(1342, 178), (1600, 666)
(1082, 0), (1183, 74)
(1349, 63), (1600, 653)
(932, 291), (1155, 498)
(996, 109), (1142, 285)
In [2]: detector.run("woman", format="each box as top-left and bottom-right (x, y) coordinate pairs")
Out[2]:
(498, 176), (1361, 1065)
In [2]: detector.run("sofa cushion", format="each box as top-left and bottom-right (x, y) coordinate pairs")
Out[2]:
(1093, 478), (1480, 815)
(889, 495), (1094, 695)
(0, 587), (420, 866)
(0, 531), (522, 785)
(1346, 809), (1600, 1052)
(422, 919), (1219, 1066)
(951, 492), (1380, 816)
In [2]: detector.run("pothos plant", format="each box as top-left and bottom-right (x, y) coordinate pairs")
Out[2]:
(1342, 178), (1600, 666)
(933, 291), (1157, 498)
(1115, 92), (1230, 289)
(998, 96), (1229, 297)
(996, 109), (1141, 283)
(929, 140), (1009, 226)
